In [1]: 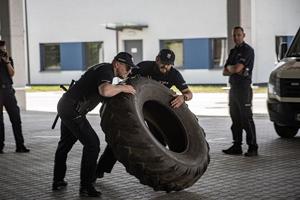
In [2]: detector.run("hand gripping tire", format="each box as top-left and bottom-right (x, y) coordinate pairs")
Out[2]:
(100, 77), (210, 192)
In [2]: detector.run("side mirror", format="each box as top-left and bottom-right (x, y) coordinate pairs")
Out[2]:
(278, 42), (288, 61)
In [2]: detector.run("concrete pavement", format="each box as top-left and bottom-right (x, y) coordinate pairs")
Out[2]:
(0, 112), (299, 199)
(1, 91), (299, 199)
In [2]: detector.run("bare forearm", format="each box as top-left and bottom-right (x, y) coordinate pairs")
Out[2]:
(182, 89), (193, 101)
(170, 88), (192, 108)
(99, 84), (123, 97)
(223, 67), (232, 76)
(227, 64), (244, 74)
(98, 83), (136, 97)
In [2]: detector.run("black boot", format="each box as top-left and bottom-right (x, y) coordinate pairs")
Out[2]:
(52, 180), (68, 190)
(244, 145), (258, 157)
(0, 144), (4, 154)
(96, 170), (104, 179)
(79, 185), (101, 197)
(222, 144), (242, 155)
(16, 145), (30, 153)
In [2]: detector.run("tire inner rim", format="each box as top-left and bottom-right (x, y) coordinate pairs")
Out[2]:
(142, 100), (188, 153)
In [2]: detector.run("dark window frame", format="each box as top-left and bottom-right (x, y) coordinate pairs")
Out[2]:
(210, 38), (227, 70)
(275, 35), (294, 58)
(160, 39), (184, 69)
(40, 41), (104, 72)
(40, 43), (61, 71)
(83, 41), (104, 69)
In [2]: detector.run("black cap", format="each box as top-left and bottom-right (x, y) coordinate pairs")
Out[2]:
(158, 49), (175, 65)
(114, 52), (135, 69)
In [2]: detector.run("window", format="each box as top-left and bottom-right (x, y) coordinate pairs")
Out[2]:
(40, 42), (104, 71)
(286, 30), (300, 58)
(40, 43), (60, 70)
(160, 38), (227, 70)
(160, 40), (183, 68)
(275, 36), (293, 59)
(84, 42), (104, 69)
(211, 38), (227, 69)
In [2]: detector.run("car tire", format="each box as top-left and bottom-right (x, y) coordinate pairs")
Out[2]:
(274, 123), (298, 138)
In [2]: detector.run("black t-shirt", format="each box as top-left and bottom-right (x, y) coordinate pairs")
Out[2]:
(66, 63), (114, 103)
(132, 61), (188, 91)
(0, 57), (14, 85)
(225, 42), (254, 86)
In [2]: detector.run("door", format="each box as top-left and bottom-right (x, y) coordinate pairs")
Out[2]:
(124, 40), (143, 64)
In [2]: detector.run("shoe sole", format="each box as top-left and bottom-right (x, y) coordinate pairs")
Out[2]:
(52, 185), (67, 191)
(222, 151), (243, 155)
(97, 174), (104, 179)
(79, 192), (101, 197)
(244, 153), (258, 157)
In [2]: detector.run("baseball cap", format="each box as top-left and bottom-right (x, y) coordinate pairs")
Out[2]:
(158, 49), (175, 65)
(114, 52), (135, 69)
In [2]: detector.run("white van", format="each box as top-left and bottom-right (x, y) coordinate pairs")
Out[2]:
(267, 27), (300, 138)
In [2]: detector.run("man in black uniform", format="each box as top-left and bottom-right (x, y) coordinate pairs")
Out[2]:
(0, 40), (30, 154)
(52, 52), (136, 197)
(135, 49), (193, 107)
(222, 26), (258, 157)
(95, 48), (193, 179)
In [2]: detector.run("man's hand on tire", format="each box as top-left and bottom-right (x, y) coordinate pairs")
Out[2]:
(170, 95), (185, 108)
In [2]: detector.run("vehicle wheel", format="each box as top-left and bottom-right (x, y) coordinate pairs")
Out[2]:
(274, 123), (298, 138)
(100, 77), (210, 192)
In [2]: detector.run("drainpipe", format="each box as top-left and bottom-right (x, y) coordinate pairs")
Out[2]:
(24, 0), (31, 85)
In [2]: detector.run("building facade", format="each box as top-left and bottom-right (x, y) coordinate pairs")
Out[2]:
(22, 0), (300, 84)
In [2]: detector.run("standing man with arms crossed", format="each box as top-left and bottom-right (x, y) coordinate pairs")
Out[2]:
(95, 48), (193, 179)
(222, 26), (258, 157)
(0, 40), (30, 154)
(52, 52), (136, 197)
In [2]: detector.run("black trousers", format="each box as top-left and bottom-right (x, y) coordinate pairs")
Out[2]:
(95, 108), (172, 174)
(0, 87), (24, 149)
(53, 96), (100, 187)
(96, 145), (117, 174)
(229, 85), (257, 147)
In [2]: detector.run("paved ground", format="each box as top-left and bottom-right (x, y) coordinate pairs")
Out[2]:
(0, 108), (300, 199)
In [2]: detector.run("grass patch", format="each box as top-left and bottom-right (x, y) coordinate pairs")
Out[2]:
(188, 85), (226, 93)
(172, 85), (267, 93)
(26, 85), (64, 92)
(253, 86), (267, 93)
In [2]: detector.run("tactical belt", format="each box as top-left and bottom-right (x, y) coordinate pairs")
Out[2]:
(0, 84), (12, 89)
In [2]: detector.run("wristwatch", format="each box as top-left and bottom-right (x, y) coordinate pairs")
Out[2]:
(183, 95), (188, 101)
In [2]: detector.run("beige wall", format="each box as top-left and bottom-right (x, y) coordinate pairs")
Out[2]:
(0, 0), (27, 110)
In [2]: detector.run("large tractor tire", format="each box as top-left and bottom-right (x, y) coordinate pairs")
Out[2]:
(274, 123), (298, 138)
(100, 77), (210, 192)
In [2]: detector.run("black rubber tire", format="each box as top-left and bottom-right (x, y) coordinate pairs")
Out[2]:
(101, 77), (210, 192)
(274, 123), (298, 138)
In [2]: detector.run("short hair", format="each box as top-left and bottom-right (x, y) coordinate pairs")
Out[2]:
(233, 26), (244, 32)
